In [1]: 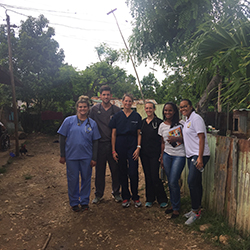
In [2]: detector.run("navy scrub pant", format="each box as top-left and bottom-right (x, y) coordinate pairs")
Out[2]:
(66, 158), (92, 207)
(140, 153), (168, 204)
(94, 142), (120, 198)
(116, 135), (139, 201)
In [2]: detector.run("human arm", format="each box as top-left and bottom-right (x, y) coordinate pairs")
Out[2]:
(167, 136), (183, 144)
(133, 129), (141, 161)
(159, 137), (165, 168)
(196, 133), (205, 170)
(59, 134), (66, 164)
(90, 139), (99, 167)
(111, 128), (118, 162)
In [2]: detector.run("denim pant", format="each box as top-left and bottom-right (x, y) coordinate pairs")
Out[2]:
(163, 152), (186, 211)
(187, 155), (210, 211)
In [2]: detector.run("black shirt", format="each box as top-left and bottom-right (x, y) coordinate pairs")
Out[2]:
(140, 116), (163, 157)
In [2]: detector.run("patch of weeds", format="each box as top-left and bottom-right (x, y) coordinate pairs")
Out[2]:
(0, 167), (7, 174)
(23, 174), (32, 180)
(178, 196), (250, 249)
(7, 158), (13, 164)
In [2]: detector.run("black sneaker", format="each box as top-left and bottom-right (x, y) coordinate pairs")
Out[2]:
(81, 204), (89, 211)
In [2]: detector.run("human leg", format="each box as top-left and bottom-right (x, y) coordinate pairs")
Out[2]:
(163, 153), (185, 211)
(127, 148), (139, 201)
(140, 153), (155, 202)
(149, 156), (168, 204)
(94, 143), (107, 198)
(79, 158), (92, 206)
(107, 143), (120, 197)
(66, 160), (80, 207)
(188, 155), (210, 210)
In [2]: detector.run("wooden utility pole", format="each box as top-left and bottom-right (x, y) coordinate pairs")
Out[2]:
(6, 12), (19, 156)
(107, 8), (145, 103)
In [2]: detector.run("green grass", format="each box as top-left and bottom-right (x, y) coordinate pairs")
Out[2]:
(176, 196), (250, 249)
(23, 174), (32, 180)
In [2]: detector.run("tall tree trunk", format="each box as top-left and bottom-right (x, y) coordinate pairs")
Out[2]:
(197, 74), (221, 119)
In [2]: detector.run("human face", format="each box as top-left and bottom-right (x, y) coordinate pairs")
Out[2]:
(145, 103), (155, 118)
(179, 101), (193, 118)
(77, 102), (89, 118)
(122, 96), (133, 110)
(100, 90), (112, 105)
(164, 104), (175, 121)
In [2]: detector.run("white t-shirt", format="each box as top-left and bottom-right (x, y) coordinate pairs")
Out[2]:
(158, 122), (185, 157)
(182, 111), (210, 158)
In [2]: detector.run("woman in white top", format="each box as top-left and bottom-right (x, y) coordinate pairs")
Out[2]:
(179, 99), (210, 225)
(158, 102), (186, 218)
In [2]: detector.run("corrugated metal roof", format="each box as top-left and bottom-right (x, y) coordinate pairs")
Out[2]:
(91, 97), (157, 108)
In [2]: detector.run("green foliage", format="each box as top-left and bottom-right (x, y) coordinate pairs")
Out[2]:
(141, 73), (160, 100)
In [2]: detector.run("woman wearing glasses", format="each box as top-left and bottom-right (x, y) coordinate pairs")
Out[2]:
(58, 95), (101, 212)
(140, 102), (168, 208)
(179, 99), (210, 225)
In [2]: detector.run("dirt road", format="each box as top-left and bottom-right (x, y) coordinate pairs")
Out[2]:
(0, 134), (219, 250)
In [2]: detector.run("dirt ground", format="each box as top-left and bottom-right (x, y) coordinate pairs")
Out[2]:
(0, 134), (220, 250)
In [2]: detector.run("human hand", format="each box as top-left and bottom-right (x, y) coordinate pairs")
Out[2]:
(196, 156), (204, 170)
(112, 151), (119, 163)
(132, 148), (140, 161)
(59, 157), (66, 164)
(90, 160), (96, 168)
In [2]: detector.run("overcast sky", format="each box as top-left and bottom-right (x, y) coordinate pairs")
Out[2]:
(0, 0), (166, 84)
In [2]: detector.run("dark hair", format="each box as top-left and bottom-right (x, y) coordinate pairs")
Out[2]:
(99, 85), (111, 94)
(180, 99), (195, 112)
(162, 102), (179, 128)
(145, 101), (156, 109)
(122, 93), (134, 102)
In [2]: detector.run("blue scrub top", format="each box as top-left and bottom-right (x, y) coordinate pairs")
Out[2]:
(58, 115), (101, 160)
(109, 110), (142, 136)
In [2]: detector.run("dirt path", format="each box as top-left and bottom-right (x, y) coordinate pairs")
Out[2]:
(0, 134), (220, 250)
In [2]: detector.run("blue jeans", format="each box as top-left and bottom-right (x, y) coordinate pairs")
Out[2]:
(163, 152), (186, 211)
(187, 155), (210, 211)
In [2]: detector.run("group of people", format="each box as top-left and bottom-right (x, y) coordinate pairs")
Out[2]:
(58, 85), (210, 225)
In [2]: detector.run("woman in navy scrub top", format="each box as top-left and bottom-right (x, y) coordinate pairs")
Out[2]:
(58, 96), (101, 212)
(109, 93), (142, 208)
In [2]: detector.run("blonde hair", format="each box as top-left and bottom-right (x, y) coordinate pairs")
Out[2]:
(76, 95), (90, 109)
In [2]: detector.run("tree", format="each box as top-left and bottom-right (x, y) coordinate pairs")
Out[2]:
(140, 73), (159, 100)
(188, 20), (250, 112)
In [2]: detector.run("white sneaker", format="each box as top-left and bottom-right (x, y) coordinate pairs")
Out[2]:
(185, 211), (201, 225)
(184, 210), (194, 218)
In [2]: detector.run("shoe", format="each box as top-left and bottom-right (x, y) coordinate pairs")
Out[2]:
(81, 204), (89, 211)
(92, 196), (101, 204)
(134, 200), (142, 208)
(184, 210), (193, 218)
(160, 202), (168, 208)
(184, 211), (201, 225)
(145, 202), (153, 208)
(113, 194), (123, 203)
(165, 208), (173, 214)
(122, 199), (130, 208)
(171, 212), (179, 219)
(71, 205), (81, 212)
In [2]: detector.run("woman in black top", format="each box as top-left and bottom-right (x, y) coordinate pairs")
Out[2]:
(140, 102), (168, 208)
